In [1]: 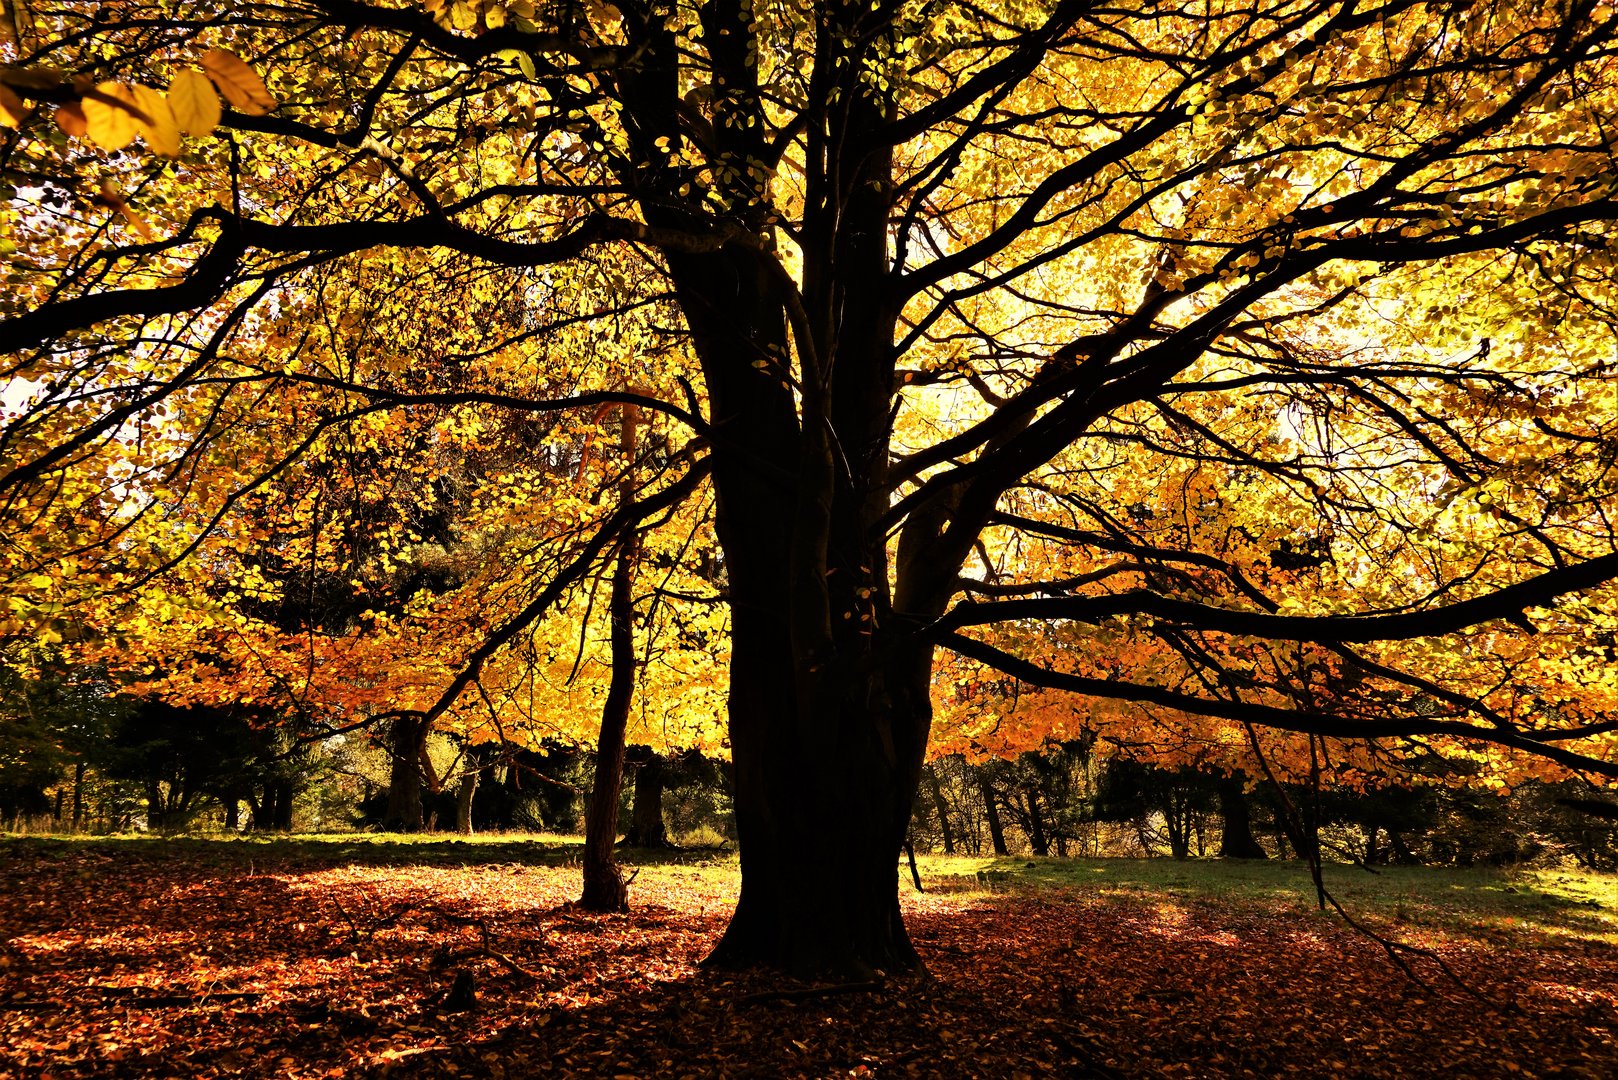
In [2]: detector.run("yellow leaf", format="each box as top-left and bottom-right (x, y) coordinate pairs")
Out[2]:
(121, 206), (155, 240)
(167, 68), (220, 137)
(81, 82), (144, 151)
(131, 84), (181, 157)
(0, 82), (22, 128)
(199, 48), (276, 116)
(55, 102), (87, 137)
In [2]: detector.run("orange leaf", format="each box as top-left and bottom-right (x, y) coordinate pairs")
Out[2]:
(199, 49), (276, 116)
(55, 102), (87, 138)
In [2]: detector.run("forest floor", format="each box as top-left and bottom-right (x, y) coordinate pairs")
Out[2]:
(1, 835), (1615, 1079)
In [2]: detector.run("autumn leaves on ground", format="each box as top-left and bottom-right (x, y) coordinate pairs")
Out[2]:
(0, 839), (1613, 1080)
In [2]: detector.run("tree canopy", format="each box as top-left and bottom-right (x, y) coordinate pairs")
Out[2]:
(3, 0), (1617, 974)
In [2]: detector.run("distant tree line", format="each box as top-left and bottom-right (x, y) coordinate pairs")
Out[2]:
(0, 663), (735, 845)
(5, 667), (1612, 873)
(909, 745), (1618, 873)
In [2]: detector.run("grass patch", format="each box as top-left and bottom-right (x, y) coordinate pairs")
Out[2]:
(912, 853), (1618, 945)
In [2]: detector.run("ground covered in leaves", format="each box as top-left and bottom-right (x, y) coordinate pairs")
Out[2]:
(1, 838), (1615, 1079)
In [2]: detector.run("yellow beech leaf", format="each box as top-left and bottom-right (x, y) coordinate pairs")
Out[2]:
(121, 206), (156, 241)
(0, 83), (23, 128)
(82, 82), (145, 151)
(131, 84), (181, 156)
(199, 48), (276, 116)
(167, 68), (220, 137)
(54, 102), (87, 137)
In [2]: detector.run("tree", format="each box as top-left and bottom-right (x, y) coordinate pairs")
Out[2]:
(4, 0), (1618, 977)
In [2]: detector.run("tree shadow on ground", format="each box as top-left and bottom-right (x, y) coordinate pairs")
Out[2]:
(2, 841), (1615, 1079)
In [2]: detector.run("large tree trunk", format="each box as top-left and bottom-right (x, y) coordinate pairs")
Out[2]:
(382, 715), (426, 832)
(623, 752), (669, 848)
(704, 635), (931, 978)
(625, 6), (932, 977)
(1217, 774), (1269, 859)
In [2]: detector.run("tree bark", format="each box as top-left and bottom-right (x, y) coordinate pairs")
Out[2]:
(579, 542), (637, 912)
(624, 752), (669, 848)
(926, 764), (955, 855)
(703, 640), (931, 978)
(614, 3), (950, 976)
(1217, 774), (1269, 859)
(71, 760), (84, 833)
(1024, 787), (1050, 857)
(979, 767), (1009, 856)
(145, 780), (165, 831)
(580, 402), (643, 912)
(382, 715), (426, 832)
(454, 765), (478, 835)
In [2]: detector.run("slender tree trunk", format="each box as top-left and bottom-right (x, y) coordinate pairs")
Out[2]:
(580, 398), (643, 912)
(224, 797), (239, 831)
(71, 760), (84, 832)
(1024, 788), (1050, 857)
(624, 752), (669, 848)
(926, 764), (955, 855)
(979, 767), (1008, 856)
(1217, 774), (1269, 859)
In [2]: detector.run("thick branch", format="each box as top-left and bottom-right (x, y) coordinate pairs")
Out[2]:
(939, 632), (1618, 778)
(936, 553), (1618, 641)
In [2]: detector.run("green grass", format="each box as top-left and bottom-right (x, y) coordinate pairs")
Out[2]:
(4, 833), (1611, 944)
(913, 852), (1618, 944)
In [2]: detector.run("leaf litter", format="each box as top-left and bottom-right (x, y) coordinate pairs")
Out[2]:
(0, 842), (1613, 1078)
